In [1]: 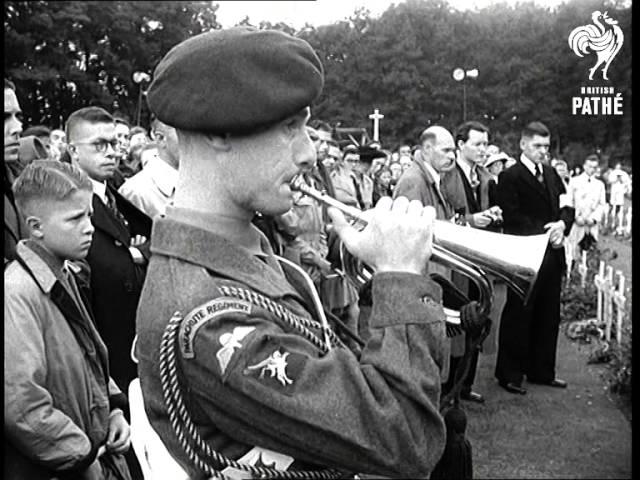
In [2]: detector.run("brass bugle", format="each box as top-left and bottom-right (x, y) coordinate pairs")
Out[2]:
(290, 176), (548, 317)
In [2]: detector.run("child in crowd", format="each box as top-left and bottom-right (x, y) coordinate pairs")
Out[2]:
(4, 161), (132, 479)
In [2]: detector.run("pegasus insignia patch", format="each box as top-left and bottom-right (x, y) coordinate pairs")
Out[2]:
(247, 350), (293, 386)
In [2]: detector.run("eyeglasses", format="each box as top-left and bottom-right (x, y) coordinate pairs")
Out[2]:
(72, 138), (119, 153)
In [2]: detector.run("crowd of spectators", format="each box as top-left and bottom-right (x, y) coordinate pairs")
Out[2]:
(4, 70), (632, 479)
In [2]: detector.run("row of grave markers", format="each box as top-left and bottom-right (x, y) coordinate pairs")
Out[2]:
(577, 256), (629, 345)
(602, 203), (632, 236)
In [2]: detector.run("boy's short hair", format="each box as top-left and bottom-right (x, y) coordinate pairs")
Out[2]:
(65, 106), (114, 143)
(13, 160), (92, 216)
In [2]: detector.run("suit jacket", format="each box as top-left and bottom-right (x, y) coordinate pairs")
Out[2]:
(393, 154), (454, 221)
(86, 188), (151, 390)
(441, 161), (492, 224)
(496, 160), (573, 238)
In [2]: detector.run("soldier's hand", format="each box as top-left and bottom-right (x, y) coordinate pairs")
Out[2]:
(130, 235), (147, 247)
(329, 196), (435, 276)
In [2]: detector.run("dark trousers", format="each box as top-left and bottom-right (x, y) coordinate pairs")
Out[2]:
(495, 248), (563, 385)
(443, 348), (479, 396)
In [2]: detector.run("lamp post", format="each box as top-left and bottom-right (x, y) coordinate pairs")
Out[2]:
(452, 68), (478, 122)
(132, 71), (151, 126)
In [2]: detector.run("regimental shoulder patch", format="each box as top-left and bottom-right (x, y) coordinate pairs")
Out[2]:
(178, 297), (252, 359)
(217, 326), (256, 374)
(245, 348), (306, 394)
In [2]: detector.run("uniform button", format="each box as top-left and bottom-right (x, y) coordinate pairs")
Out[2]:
(114, 240), (123, 247)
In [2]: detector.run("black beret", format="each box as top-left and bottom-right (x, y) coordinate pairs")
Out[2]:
(147, 27), (324, 135)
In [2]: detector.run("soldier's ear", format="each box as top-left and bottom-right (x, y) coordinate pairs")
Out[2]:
(203, 132), (231, 153)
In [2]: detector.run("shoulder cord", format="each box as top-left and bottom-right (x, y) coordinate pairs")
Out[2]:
(159, 285), (346, 480)
(218, 285), (345, 352)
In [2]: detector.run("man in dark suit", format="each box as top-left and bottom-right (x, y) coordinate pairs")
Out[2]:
(66, 107), (151, 393)
(494, 121), (574, 395)
(4, 78), (27, 263)
(441, 121), (503, 404)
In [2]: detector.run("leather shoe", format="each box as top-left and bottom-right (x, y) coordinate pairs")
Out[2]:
(498, 381), (527, 395)
(460, 390), (485, 403)
(530, 378), (568, 388)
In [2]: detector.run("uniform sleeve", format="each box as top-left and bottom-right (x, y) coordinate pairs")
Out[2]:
(4, 286), (98, 473)
(180, 272), (448, 478)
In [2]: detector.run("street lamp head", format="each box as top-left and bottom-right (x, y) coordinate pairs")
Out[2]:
(133, 72), (151, 84)
(453, 68), (465, 82)
(465, 68), (479, 79)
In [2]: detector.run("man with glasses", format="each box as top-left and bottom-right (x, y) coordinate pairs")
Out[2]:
(331, 145), (362, 208)
(66, 106), (151, 398)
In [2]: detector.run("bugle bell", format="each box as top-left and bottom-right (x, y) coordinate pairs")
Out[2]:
(289, 176), (548, 324)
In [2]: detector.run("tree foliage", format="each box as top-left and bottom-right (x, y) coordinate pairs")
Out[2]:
(300, 0), (631, 163)
(4, 0), (631, 165)
(4, 1), (220, 127)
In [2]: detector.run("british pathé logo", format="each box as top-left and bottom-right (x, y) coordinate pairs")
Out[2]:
(568, 11), (623, 81)
(569, 11), (624, 116)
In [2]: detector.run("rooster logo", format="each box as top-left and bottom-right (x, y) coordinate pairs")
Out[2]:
(569, 11), (624, 81)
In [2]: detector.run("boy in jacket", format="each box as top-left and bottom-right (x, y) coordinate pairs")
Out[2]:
(4, 160), (131, 479)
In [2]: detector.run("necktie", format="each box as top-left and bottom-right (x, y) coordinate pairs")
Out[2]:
(469, 167), (479, 189)
(352, 176), (364, 210)
(105, 189), (128, 227)
(469, 167), (480, 202)
(535, 164), (544, 184)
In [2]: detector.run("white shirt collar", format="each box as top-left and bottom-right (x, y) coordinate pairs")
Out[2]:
(456, 155), (475, 183)
(422, 161), (441, 186)
(90, 178), (108, 204)
(520, 153), (538, 177)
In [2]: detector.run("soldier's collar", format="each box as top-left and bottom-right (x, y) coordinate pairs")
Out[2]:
(150, 215), (302, 301)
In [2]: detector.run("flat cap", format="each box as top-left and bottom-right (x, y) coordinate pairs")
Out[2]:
(147, 27), (324, 135)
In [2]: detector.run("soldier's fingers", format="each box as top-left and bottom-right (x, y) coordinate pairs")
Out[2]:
(406, 199), (424, 217)
(391, 196), (410, 213)
(374, 196), (393, 211)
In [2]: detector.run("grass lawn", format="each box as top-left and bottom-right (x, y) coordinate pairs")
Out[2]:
(466, 226), (632, 479)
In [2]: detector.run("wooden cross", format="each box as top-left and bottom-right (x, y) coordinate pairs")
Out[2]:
(613, 271), (626, 345)
(368, 108), (384, 142)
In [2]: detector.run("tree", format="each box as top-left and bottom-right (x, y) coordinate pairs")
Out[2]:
(4, 1), (221, 128)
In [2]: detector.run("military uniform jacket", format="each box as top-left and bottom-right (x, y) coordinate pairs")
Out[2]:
(136, 213), (450, 479)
